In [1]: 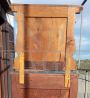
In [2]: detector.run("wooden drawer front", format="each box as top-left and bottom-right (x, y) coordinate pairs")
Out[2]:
(11, 72), (78, 98)
(17, 89), (69, 98)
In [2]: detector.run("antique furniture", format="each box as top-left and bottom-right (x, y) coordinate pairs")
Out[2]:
(11, 4), (82, 98)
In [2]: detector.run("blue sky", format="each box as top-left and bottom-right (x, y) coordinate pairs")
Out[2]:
(9, 0), (90, 60)
(11, 0), (84, 5)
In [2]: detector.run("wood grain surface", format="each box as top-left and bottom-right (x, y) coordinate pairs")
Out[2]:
(24, 18), (67, 62)
(10, 72), (78, 98)
(12, 5), (82, 70)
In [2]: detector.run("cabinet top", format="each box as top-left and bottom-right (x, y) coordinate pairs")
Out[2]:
(11, 4), (83, 17)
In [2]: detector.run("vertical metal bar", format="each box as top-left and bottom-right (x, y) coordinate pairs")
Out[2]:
(78, 11), (83, 68)
(84, 70), (87, 98)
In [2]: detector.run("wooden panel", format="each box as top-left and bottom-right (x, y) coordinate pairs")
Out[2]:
(0, 59), (10, 98)
(10, 72), (78, 98)
(11, 5), (68, 17)
(15, 12), (25, 52)
(2, 32), (10, 59)
(0, 60), (1, 98)
(22, 89), (60, 98)
(0, 23), (14, 60)
(66, 7), (77, 70)
(24, 18), (67, 62)
(0, 80), (1, 98)
(0, 29), (3, 59)
(24, 6), (68, 17)
(0, 23), (14, 98)
(0, 27), (2, 98)
(70, 74), (78, 98)
(11, 4), (83, 17)
(61, 90), (69, 98)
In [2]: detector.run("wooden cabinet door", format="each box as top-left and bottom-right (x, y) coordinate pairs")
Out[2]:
(24, 18), (67, 62)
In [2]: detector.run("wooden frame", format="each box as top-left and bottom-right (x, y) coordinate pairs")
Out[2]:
(11, 4), (82, 70)
(10, 4), (82, 98)
(11, 4), (82, 17)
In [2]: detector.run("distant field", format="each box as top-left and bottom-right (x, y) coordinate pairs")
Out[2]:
(76, 60), (90, 75)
